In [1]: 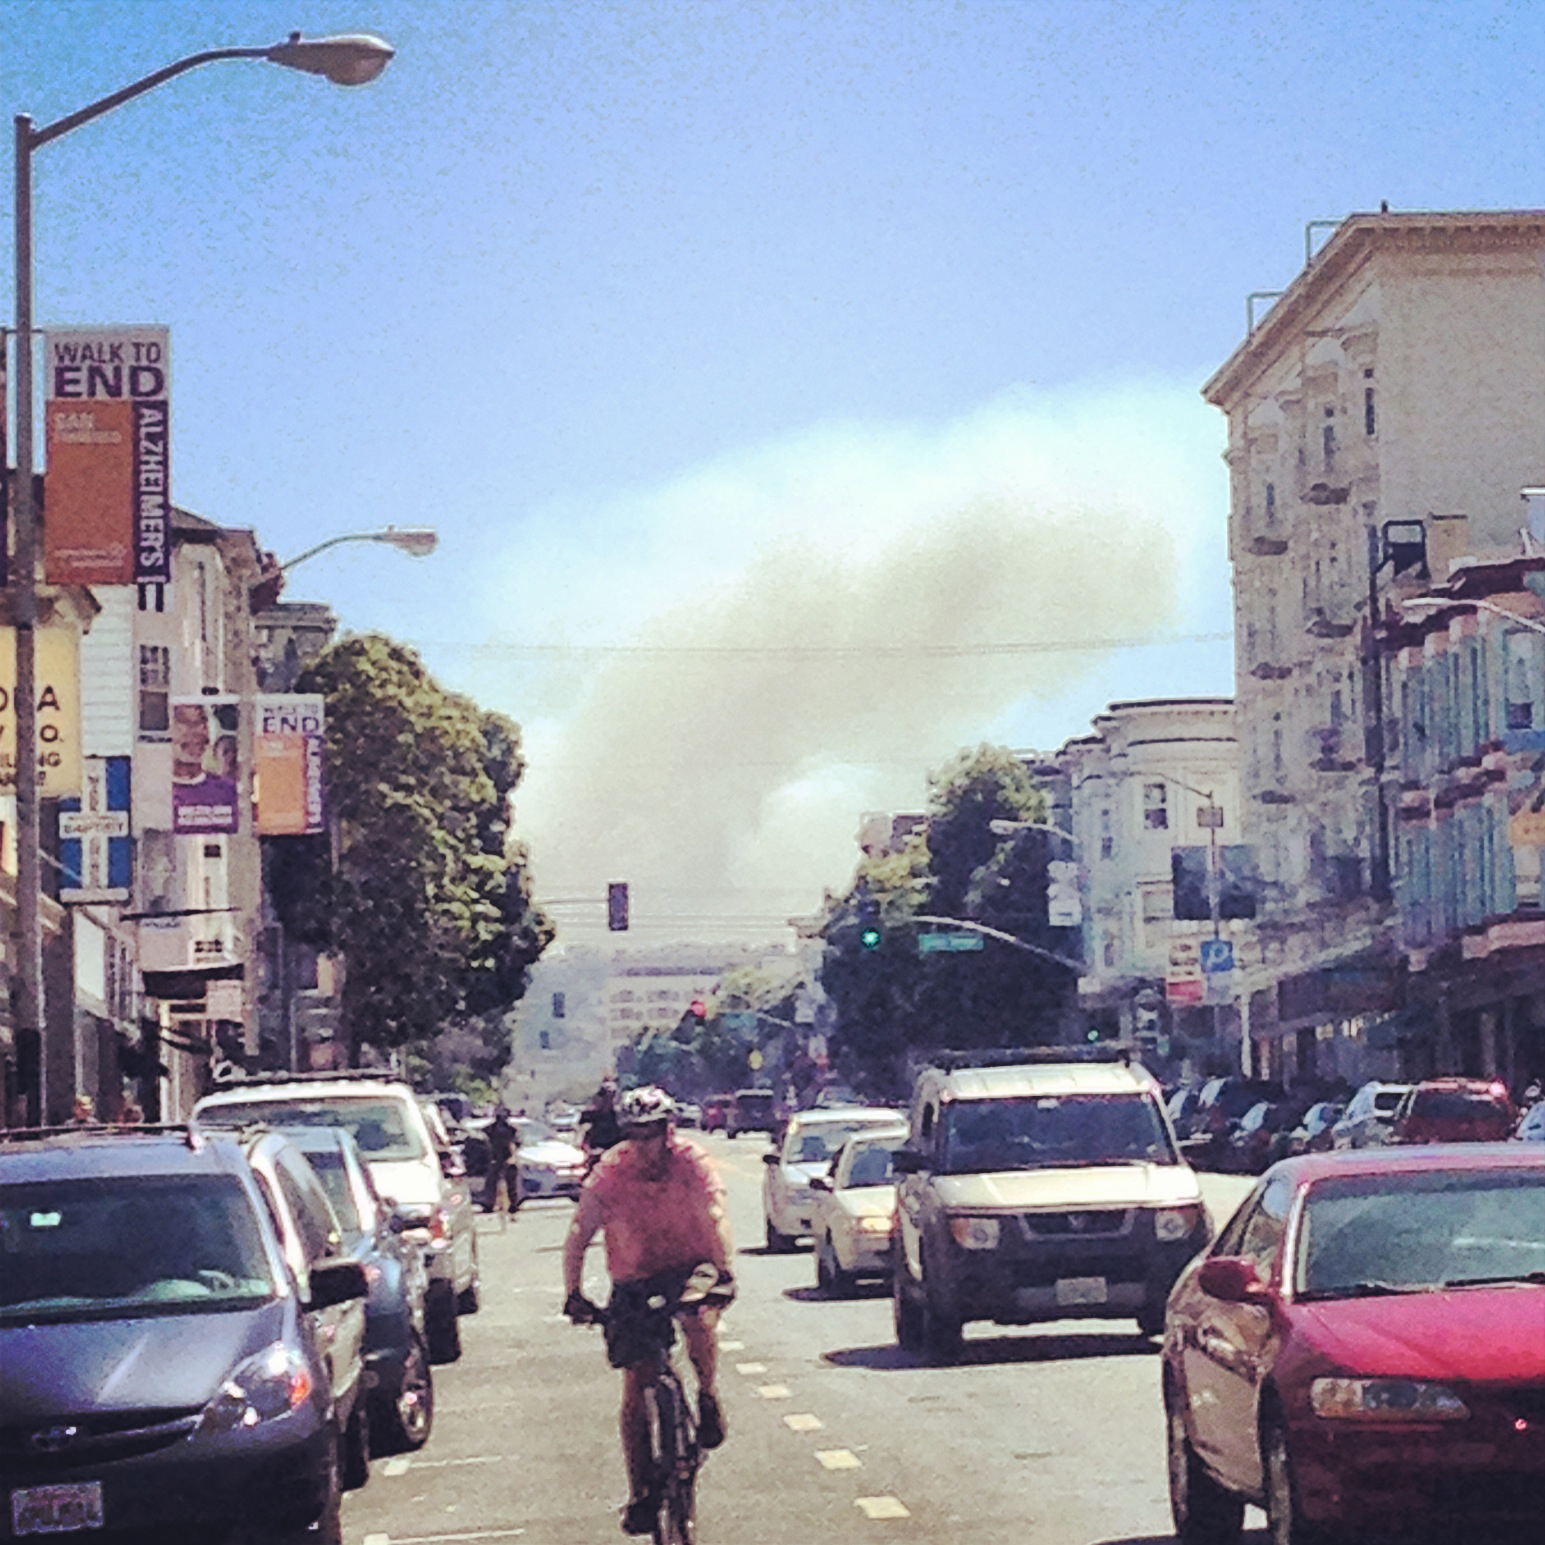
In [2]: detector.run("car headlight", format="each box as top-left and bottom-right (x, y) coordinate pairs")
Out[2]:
(856, 1216), (892, 1235)
(949, 1216), (1000, 1250)
(1310, 1377), (1470, 1422)
(1153, 1204), (1205, 1242)
(198, 1342), (313, 1433)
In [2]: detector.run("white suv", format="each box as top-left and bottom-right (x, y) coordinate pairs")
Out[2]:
(194, 1072), (479, 1363)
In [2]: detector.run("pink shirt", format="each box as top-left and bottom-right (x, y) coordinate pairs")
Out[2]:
(583, 1133), (727, 1284)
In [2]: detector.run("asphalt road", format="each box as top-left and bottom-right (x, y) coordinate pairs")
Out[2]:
(340, 1134), (1260, 1545)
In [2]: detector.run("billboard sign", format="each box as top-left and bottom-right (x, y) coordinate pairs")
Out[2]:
(255, 695), (326, 835)
(59, 755), (132, 902)
(0, 625), (83, 796)
(171, 696), (240, 834)
(44, 326), (170, 586)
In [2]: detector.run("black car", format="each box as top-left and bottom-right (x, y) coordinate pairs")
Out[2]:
(282, 1126), (435, 1455)
(0, 1125), (368, 1544)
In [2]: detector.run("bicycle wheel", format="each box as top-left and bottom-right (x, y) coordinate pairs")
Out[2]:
(648, 1375), (696, 1545)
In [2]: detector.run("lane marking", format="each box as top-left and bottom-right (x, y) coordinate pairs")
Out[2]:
(361, 1532), (528, 1543)
(783, 1413), (824, 1432)
(734, 1361), (768, 1375)
(856, 1496), (912, 1520)
(718, 1337), (745, 1350)
(384, 1457), (412, 1477)
(755, 1383), (793, 1399)
(390, 1455), (507, 1470)
(815, 1448), (862, 1470)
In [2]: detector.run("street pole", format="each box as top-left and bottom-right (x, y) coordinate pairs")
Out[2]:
(11, 35), (393, 1122)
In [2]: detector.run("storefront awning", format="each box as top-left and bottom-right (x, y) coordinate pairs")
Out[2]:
(140, 962), (244, 1001)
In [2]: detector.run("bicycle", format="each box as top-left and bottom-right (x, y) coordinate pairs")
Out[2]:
(568, 1265), (728, 1545)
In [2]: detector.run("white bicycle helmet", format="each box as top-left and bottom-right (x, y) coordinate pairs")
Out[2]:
(619, 1085), (677, 1131)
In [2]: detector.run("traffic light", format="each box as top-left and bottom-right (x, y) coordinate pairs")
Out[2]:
(857, 894), (882, 950)
(689, 999), (707, 1021)
(607, 881), (630, 931)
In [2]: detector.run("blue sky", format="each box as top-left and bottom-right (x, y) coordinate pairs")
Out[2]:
(7, 0), (1544, 943)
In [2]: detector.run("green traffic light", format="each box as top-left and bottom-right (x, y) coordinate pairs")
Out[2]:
(1085, 1028), (1101, 1043)
(861, 927), (882, 950)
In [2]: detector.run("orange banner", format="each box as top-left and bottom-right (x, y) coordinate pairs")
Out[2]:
(45, 399), (136, 584)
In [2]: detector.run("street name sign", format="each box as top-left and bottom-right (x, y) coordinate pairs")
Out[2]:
(918, 931), (985, 953)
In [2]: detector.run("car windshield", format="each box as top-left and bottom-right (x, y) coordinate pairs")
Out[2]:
(940, 1094), (1176, 1173)
(293, 1147), (364, 1237)
(1371, 1090), (1404, 1114)
(1413, 1090), (1505, 1121)
(1297, 1170), (1545, 1299)
(844, 1141), (903, 1187)
(516, 1120), (558, 1146)
(0, 1175), (276, 1323)
(199, 1096), (427, 1161)
(789, 1119), (890, 1163)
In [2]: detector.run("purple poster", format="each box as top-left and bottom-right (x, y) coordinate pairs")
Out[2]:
(171, 696), (240, 834)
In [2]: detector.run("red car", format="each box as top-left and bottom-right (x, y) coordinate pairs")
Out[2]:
(1162, 1146), (1545, 1544)
(1392, 1078), (1515, 1144)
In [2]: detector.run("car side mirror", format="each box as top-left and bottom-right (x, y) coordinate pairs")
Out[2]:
(761, 1151), (780, 1166)
(810, 1174), (832, 1192)
(1197, 1255), (1270, 1304)
(891, 1148), (927, 1174)
(308, 1257), (369, 1309)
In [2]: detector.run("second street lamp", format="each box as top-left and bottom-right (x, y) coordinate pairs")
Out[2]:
(11, 32), (393, 1123)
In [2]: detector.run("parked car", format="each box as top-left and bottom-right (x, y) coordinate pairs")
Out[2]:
(0, 1125), (369, 1544)
(545, 1103), (581, 1136)
(1330, 1079), (1410, 1149)
(194, 1070), (479, 1363)
(1515, 1099), (1545, 1142)
(892, 1049), (1210, 1360)
(808, 1124), (908, 1294)
(1165, 1082), (1205, 1138)
(701, 1095), (733, 1133)
(1161, 1145), (1545, 1544)
(762, 1106), (905, 1250)
(1391, 1077), (1516, 1144)
(1221, 1099), (1300, 1175)
(511, 1117), (587, 1204)
(1274, 1100), (1344, 1162)
(281, 1125), (435, 1455)
(727, 1087), (781, 1139)
(676, 1102), (703, 1129)
(1185, 1077), (1278, 1164)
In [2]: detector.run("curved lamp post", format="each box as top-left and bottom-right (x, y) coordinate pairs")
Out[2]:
(12, 32), (393, 1123)
(280, 526), (438, 572)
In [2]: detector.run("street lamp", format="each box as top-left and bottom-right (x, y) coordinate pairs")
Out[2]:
(11, 32), (393, 1123)
(989, 818), (1079, 846)
(279, 526), (439, 571)
(1403, 593), (1545, 637)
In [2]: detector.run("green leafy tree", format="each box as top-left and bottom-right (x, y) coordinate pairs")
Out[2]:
(270, 635), (554, 1060)
(822, 745), (1076, 1092)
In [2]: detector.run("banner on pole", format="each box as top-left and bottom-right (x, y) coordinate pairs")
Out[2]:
(60, 755), (133, 902)
(255, 695), (326, 835)
(44, 327), (170, 586)
(0, 625), (83, 796)
(171, 696), (240, 834)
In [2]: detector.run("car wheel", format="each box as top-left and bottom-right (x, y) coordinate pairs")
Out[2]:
(920, 1250), (963, 1364)
(1263, 1412), (1334, 1545)
(1166, 1388), (1244, 1544)
(815, 1235), (851, 1297)
(341, 1399), (370, 1491)
(892, 1247), (925, 1352)
(264, 1432), (343, 1545)
(765, 1217), (796, 1253)
(426, 1284), (462, 1364)
(372, 1331), (435, 1455)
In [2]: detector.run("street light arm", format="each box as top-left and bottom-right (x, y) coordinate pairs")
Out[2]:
(278, 528), (438, 572)
(28, 49), (274, 149)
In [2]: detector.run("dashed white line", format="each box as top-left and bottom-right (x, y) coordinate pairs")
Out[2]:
(783, 1412), (825, 1432)
(734, 1361), (768, 1375)
(755, 1383), (793, 1399)
(815, 1448), (862, 1470)
(855, 1496), (912, 1520)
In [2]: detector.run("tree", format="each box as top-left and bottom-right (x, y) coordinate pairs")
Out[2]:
(270, 635), (554, 1060)
(821, 745), (1074, 1092)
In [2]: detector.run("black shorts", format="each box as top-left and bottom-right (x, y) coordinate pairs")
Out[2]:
(603, 1266), (733, 1370)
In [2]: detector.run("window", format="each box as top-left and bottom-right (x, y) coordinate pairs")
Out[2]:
(1099, 808), (1114, 860)
(1322, 416), (1336, 472)
(138, 645), (170, 737)
(1364, 385), (1376, 437)
(552, 991), (566, 1019)
(1143, 783), (1168, 830)
(1264, 482), (1277, 528)
(539, 1030), (551, 1050)
(1236, 1174), (1293, 1276)
(1505, 630), (1541, 731)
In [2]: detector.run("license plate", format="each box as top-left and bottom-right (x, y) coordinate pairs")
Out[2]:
(11, 1482), (105, 1535)
(1055, 1275), (1108, 1306)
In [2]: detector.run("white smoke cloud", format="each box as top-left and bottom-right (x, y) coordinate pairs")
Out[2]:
(467, 378), (1228, 939)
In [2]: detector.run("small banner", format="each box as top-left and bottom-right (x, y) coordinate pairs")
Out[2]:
(255, 695), (326, 835)
(44, 326), (170, 586)
(171, 696), (240, 834)
(0, 625), (83, 796)
(60, 755), (133, 902)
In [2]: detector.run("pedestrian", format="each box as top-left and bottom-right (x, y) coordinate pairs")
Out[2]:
(116, 1099), (144, 1126)
(69, 1094), (96, 1126)
(580, 1079), (624, 1167)
(482, 1106), (518, 1213)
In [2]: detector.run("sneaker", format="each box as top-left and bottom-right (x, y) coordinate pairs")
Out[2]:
(697, 1391), (725, 1450)
(622, 1494), (656, 1535)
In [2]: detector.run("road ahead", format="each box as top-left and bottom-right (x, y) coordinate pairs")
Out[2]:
(341, 1134), (1258, 1545)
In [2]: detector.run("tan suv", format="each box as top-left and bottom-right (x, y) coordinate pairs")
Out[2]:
(892, 1047), (1210, 1361)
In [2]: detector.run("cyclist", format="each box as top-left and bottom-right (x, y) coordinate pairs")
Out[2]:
(579, 1079), (625, 1170)
(563, 1086), (734, 1535)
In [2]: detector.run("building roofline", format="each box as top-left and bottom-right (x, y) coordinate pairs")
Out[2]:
(1204, 210), (1545, 410)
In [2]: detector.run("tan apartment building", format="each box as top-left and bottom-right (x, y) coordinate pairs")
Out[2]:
(1204, 209), (1545, 1080)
